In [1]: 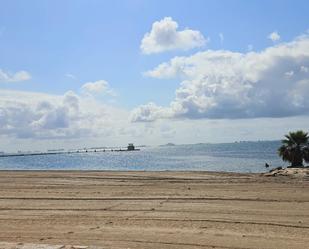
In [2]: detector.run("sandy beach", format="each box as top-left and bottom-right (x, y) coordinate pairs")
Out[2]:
(0, 170), (308, 249)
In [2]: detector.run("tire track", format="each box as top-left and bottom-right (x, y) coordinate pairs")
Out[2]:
(0, 196), (307, 203)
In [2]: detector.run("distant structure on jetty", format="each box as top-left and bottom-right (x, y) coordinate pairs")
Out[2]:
(0, 143), (140, 158)
(127, 143), (135, 151)
(111, 143), (140, 152)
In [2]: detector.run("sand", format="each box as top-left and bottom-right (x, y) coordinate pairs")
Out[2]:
(0, 170), (308, 249)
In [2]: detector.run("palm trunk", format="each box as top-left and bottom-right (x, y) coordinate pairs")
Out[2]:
(291, 145), (303, 167)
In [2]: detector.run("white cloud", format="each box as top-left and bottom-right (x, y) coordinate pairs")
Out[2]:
(284, 70), (294, 77)
(134, 34), (309, 122)
(130, 102), (172, 122)
(140, 17), (207, 54)
(0, 69), (31, 82)
(65, 73), (77, 80)
(268, 31), (280, 42)
(81, 80), (116, 96)
(0, 89), (124, 140)
(0, 89), (189, 150)
(1, 91), (309, 151)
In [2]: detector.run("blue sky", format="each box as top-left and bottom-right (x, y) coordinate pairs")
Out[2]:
(0, 0), (308, 151)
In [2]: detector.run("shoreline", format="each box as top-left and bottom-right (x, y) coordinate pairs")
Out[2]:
(0, 170), (308, 249)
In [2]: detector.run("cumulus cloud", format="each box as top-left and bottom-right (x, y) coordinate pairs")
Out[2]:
(0, 89), (124, 139)
(140, 17), (207, 54)
(268, 31), (280, 42)
(81, 80), (116, 96)
(130, 102), (172, 122)
(0, 88), (189, 150)
(133, 34), (309, 122)
(0, 69), (31, 82)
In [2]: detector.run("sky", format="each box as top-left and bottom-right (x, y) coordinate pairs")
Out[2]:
(0, 0), (308, 151)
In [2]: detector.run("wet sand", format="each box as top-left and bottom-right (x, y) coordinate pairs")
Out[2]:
(0, 170), (308, 249)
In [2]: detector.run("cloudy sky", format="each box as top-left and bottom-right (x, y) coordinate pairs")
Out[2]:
(0, 0), (308, 152)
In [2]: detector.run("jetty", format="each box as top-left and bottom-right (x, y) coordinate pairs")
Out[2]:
(0, 144), (140, 158)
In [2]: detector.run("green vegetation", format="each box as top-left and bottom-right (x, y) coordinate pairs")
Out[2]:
(278, 130), (309, 167)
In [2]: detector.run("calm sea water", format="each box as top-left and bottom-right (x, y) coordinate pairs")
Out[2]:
(0, 141), (287, 173)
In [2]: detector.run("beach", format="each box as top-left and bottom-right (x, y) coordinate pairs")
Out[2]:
(0, 170), (308, 249)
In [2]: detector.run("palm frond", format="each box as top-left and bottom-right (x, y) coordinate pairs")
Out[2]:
(278, 131), (309, 166)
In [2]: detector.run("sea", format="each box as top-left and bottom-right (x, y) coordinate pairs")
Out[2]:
(0, 141), (288, 173)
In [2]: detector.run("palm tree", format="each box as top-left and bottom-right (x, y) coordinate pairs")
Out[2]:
(278, 130), (309, 167)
